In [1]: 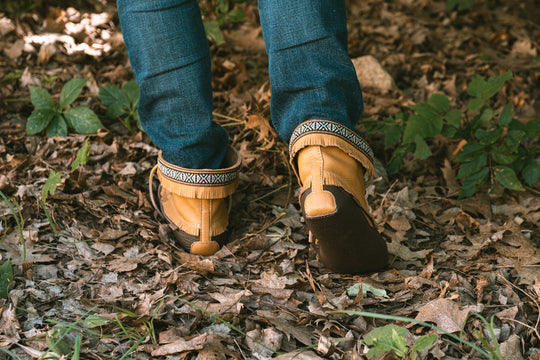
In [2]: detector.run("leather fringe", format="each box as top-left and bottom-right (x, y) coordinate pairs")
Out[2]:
(290, 132), (376, 179)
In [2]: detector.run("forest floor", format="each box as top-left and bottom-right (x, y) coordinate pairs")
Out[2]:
(1, 0), (540, 359)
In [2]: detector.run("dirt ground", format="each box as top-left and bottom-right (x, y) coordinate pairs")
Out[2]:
(1, 0), (540, 359)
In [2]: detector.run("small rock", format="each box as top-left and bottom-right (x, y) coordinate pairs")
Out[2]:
(352, 55), (395, 94)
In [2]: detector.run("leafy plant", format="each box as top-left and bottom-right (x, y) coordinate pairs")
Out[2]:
(446, 0), (473, 11)
(1, 70), (24, 84)
(0, 259), (13, 299)
(335, 310), (500, 360)
(364, 324), (438, 359)
(463, 313), (503, 360)
(26, 78), (103, 137)
(99, 80), (142, 133)
(200, 0), (247, 45)
(42, 169), (63, 204)
(361, 71), (540, 198)
(0, 191), (25, 259)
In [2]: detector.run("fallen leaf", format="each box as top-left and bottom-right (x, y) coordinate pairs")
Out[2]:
(151, 333), (207, 356)
(245, 328), (283, 360)
(415, 298), (475, 333)
(106, 257), (138, 272)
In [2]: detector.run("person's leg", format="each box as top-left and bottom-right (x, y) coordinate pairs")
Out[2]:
(258, 0), (363, 141)
(259, 0), (388, 273)
(117, 0), (228, 169)
(118, 0), (240, 255)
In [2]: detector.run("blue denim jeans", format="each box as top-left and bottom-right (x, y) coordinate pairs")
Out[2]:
(117, 0), (364, 169)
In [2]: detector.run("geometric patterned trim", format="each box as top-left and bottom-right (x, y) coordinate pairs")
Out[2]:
(158, 158), (239, 186)
(289, 119), (375, 163)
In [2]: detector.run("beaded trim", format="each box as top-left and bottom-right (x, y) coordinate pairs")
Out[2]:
(289, 120), (375, 163)
(158, 159), (239, 186)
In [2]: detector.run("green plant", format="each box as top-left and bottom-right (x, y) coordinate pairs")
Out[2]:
(26, 78), (103, 137)
(335, 310), (500, 360)
(0, 191), (25, 259)
(200, 0), (247, 45)
(99, 80), (141, 133)
(0, 259), (13, 299)
(364, 324), (438, 359)
(1, 70), (24, 84)
(462, 313), (503, 360)
(361, 71), (540, 198)
(446, 0), (473, 11)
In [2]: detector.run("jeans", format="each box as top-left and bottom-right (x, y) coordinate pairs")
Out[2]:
(117, 0), (364, 169)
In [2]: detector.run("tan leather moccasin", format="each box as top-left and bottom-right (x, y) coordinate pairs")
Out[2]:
(149, 148), (241, 255)
(290, 119), (389, 273)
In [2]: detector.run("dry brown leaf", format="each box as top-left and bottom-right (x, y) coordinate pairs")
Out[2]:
(245, 328), (283, 360)
(100, 228), (129, 241)
(387, 237), (431, 261)
(245, 114), (274, 142)
(499, 334), (525, 360)
(265, 316), (314, 346)
(151, 333), (207, 356)
(273, 351), (323, 360)
(106, 257), (138, 272)
(388, 213), (411, 232)
(415, 298), (475, 333)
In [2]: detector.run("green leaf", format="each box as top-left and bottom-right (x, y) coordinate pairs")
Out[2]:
(64, 106), (104, 134)
(458, 0), (473, 10)
(228, 8), (245, 22)
(216, 0), (229, 13)
(411, 334), (438, 352)
(0, 259), (13, 299)
(474, 127), (502, 145)
(494, 166), (525, 191)
(492, 147), (518, 165)
(467, 74), (486, 97)
(122, 80), (140, 104)
(347, 283), (389, 298)
(499, 103), (513, 126)
(105, 103), (128, 119)
(26, 109), (55, 135)
(204, 21), (225, 45)
(387, 144), (412, 175)
(522, 157), (540, 186)
(506, 130), (525, 152)
(414, 134), (432, 160)
(445, 0), (458, 11)
(42, 169), (64, 203)
(474, 106), (495, 129)
(71, 138), (91, 171)
(457, 153), (487, 179)
(29, 86), (54, 110)
(365, 325), (409, 347)
(445, 109), (462, 128)
(391, 328), (409, 357)
(482, 71), (512, 100)
(456, 142), (486, 162)
(409, 103), (439, 118)
(99, 83), (129, 108)
(59, 78), (88, 108)
(428, 93), (450, 113)
(525, 118), (540, 138)
(459, 167), (489, 198)
(83, 314), (110, 328)
(46, 115), (68, 137)
(402, 112), (443, 144)
(468, 97), (484, 112)
(385, 125), (403, 148)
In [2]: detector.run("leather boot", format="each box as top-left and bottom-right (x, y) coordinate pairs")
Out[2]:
(289, 120), (388, 273)
(149, 148), (241, 255)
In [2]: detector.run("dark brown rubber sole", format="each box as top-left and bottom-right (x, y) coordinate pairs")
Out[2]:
(302, 185), (389, 274)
